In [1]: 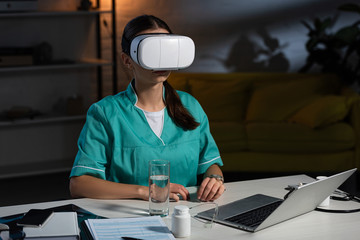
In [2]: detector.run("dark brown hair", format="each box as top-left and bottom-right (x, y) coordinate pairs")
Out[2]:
(122, 15), (199, 130)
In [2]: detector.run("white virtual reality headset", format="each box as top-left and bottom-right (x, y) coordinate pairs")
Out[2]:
(130, 34), (195, 70)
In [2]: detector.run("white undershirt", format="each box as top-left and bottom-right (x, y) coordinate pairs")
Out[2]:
(141, 108), (165, 138)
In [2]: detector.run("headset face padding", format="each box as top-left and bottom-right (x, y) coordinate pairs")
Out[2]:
(130, 34), (195, 70)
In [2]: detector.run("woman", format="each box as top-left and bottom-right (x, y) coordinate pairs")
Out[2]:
(69, 15), (225, 202)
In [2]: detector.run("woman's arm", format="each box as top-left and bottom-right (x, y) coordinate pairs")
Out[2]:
(69, 175), (149, 200)
(197, 164), (226, 201)
(69, 175), (190, 201)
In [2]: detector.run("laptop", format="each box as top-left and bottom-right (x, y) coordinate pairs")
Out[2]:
(196, 168), (357, 232)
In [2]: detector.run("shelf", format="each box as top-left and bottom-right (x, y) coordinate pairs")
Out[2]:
(0, 159), (73, 179)
(0, 9), (112, 18)
(0, 1), (117, 180)
(0, 58), (112, 73)
(0, 114), (86, 128)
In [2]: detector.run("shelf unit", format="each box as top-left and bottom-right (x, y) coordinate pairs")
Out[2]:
(0, 9), (112, 18)
(0, 1), (117, 178)
(0, 58), (112, 72)
(0, 159), (74, 179)
(0, 115), (86, 128)
(0, 5), (118, 99)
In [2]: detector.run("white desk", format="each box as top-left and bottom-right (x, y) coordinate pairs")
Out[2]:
(1, 174), (360, 240)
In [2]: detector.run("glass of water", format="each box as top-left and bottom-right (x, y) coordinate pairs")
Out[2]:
(149, 159), (170, 217)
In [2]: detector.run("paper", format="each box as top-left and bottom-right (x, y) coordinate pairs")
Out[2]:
(86, 216), (175, 240)
(24, 212), (79, 239)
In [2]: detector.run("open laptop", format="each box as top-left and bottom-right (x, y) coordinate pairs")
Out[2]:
(196, 168), (357, 232)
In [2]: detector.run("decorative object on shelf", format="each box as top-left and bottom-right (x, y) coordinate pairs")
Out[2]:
(66, 95), (84, 116)
(2, 106), (41, 120)
(0, 0), (38, 12)
(299, 3), (360, 88)
(33, 42), (53, 65)
(78, 0), (92, 11)
(0, 47), (33, 67)
(0, 42), (53, 67)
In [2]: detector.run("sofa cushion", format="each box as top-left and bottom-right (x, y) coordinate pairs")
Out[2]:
(288, 95), (351, 128)
(189, 78), (252, 122)
(167, 74), (190, 92)
(246, 77), (339, 123)
(210, 122), (247, 152)
(220, 151), (355, 172)
(246, 122), (355, 153)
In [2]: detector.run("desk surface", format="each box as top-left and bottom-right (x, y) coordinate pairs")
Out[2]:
(1, 174), (359, 240)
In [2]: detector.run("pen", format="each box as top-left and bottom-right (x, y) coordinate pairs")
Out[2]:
(121, 237), (143, 240)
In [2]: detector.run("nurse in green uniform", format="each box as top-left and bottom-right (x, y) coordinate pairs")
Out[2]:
(69, 15), (225, 202)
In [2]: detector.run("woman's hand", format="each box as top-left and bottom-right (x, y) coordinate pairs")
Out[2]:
(138, 182), (189, 202)
(169, 183), (189, 201)
(197, 177), (225, 201)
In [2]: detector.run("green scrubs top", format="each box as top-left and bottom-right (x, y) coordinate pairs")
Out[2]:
(70, 81), (223, 187)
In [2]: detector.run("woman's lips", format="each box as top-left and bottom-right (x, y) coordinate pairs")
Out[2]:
(152, 71), (169, 75)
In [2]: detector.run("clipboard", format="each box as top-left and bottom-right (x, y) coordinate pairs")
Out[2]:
(0, 204), (106, 240)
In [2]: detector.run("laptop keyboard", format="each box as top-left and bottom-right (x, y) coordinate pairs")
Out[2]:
(224, 200), (282, 228)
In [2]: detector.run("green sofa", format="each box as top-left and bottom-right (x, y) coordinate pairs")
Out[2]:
(168, 72), (360, 174)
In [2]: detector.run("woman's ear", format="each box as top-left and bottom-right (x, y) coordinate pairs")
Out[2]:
(121, 52), (133, 70)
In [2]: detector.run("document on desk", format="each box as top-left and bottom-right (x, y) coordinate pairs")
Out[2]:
(23, 212), (79, 239)
(85, 215), (175, 240)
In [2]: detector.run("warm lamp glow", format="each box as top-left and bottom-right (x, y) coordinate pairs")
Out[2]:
(100, 0), (112, 9)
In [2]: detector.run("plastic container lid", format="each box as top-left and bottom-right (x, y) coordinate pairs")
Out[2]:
(174, 205), (189, 215)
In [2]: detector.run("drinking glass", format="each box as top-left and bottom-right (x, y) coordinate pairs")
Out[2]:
(149, 159), (170, 217)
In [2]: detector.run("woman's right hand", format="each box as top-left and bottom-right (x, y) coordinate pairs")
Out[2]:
(169, 183), (189, 201)
(148, 182), (189, 202)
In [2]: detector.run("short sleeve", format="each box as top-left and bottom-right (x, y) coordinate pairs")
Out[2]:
(69, 104), (112, 179)
(197, 107), (223, 174)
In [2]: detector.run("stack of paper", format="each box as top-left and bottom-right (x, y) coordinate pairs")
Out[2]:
(23, 212), (79, 240)
(85, 216), (175, 240)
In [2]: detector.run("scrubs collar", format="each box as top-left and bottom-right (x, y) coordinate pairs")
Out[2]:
(127, 79), (166, 106)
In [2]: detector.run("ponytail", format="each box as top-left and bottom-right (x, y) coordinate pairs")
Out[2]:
(164, 81), (200, 130)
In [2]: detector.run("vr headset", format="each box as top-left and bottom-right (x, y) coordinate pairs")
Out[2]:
(130, 34), (195, 70)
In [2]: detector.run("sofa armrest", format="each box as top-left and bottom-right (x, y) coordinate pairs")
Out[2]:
(348, 97), (360, 169)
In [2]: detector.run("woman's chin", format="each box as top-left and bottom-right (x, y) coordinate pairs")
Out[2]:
(152, 71), (171, 81)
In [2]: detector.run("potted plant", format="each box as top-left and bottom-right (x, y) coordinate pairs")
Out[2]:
(299, 3), (360, 88)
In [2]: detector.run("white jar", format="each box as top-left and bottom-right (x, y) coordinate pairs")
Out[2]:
(172, 205), (191, 238)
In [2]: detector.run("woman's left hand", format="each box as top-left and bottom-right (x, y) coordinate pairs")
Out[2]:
(197, 177), (226, 201)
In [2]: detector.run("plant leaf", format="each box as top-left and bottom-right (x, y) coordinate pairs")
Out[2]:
(335, 26), (359, 44)
(321, 17), (333, 31)
(338, 3), (360, 14)
(314, 18), (322, 31)
(313, 17), (333, 33)
(301, 20), (313, 31)
(355, 39), (360, 56)
(306, 38), (319, 50)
